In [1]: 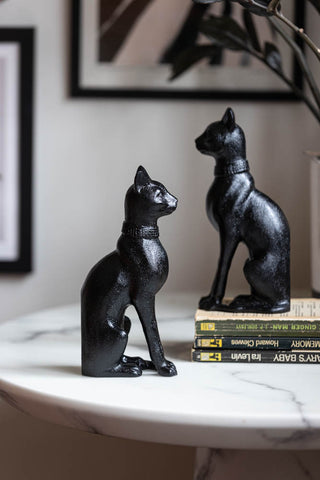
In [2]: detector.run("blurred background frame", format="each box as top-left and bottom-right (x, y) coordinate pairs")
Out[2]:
(70, 0), (305, 99)
(0, 28), (34, 273)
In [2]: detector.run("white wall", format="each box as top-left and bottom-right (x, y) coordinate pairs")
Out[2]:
(0, 1), (319, 479)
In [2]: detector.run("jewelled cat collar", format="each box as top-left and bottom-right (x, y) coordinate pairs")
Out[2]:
(122, 222), (159, 239)
(214, 159), (249, 177)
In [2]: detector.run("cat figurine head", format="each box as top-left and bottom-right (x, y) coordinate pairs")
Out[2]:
(195, 108), (246, 162)
(125, 166), (177, 223)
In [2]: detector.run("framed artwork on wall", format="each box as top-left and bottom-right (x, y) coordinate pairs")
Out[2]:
(0, 28), (34, 273)
(70, 0), (304, 100)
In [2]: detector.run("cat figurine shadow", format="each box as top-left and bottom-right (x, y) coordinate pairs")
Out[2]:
(195, 108), (290, 313)
(81, 166), (178, 377)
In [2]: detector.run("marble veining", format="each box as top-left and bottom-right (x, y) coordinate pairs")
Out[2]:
(231, 371), (310, 426)
(14, 325), (80, 343)
(57, 406), (103, 435)
(294, 454), (314, 480)
(0, 293), (320, 450)
(229, 369), (320, 450)
(193, 448), (320, 480)
(193, 448), (217, 480)
(0, 388), (22, 412)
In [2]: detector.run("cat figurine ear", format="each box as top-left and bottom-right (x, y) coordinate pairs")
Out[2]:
(221, 107), (235, 130)
(134, 165), (151, 193)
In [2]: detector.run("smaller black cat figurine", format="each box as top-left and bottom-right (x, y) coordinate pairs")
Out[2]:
(81, 166), (178, 377)
(196, 108), (290, 314)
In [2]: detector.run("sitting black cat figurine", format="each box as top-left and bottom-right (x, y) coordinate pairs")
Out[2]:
(195, 108), (290, 313)
(81, 166), (178, 377)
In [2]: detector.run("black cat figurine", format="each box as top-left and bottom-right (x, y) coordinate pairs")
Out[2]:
(81, 166), (178, 377)
(195, 108), (290, 313)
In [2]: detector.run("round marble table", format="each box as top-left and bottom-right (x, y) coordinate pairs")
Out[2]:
(0, 293), (320, 478)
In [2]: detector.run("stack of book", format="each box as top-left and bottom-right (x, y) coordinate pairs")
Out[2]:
(192, 298), (320, 363)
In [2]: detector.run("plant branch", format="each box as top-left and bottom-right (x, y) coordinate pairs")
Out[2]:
(232, 37), (320, 123)
(258, 63), (320, 123)
(268, 17), (320, 112)
(267, 4), (320, 61)
(267, 0), (281, 12)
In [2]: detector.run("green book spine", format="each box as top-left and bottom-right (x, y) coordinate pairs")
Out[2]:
(194, 336), (320, 350)
(192, 349), (320, 363)
(195, 319), (320, 337)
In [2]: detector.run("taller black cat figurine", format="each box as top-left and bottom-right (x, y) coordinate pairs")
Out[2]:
(196, 108), (290, 313)
(81, 166), (178, 377)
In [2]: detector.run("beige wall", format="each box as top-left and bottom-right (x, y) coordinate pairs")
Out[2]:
(0, 1), (319, 478)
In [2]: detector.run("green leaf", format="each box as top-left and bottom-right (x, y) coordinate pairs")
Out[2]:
(200, 15), (249, 51)
(243, 9), (262, 52)
(264, 42), (282, 73)
(169, 45), (220, 80)
(308, 0), (320, 14)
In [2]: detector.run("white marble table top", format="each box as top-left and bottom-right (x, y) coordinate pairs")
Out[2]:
(0, 293), (320, 450)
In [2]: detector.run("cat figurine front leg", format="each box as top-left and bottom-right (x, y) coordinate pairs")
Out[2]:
(133, 295), (176, 376)
(81, 166), (178, 377)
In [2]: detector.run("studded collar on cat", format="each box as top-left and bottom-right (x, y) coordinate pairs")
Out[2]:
(214, 159), (249, 177)
(122, 222), (159, 239)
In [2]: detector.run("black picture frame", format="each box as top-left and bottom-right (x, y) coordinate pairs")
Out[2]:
(70, 0), (305, 100)
(0, 28), (34, 273)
